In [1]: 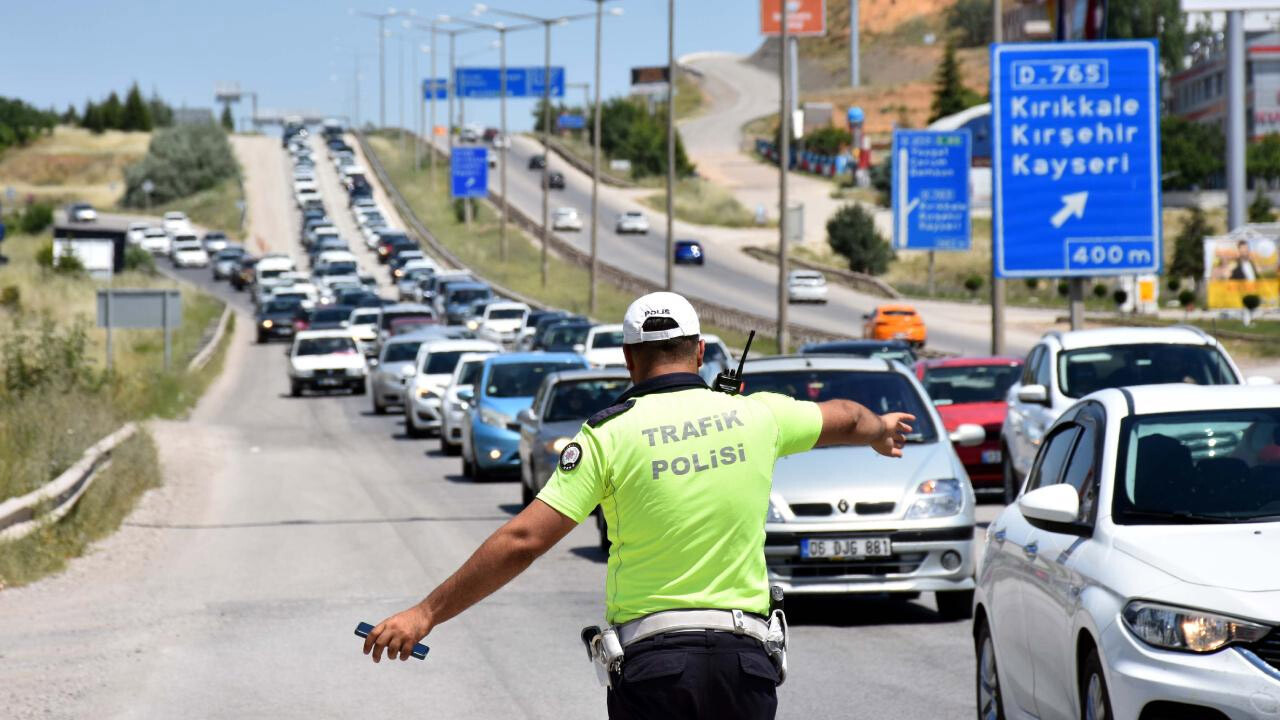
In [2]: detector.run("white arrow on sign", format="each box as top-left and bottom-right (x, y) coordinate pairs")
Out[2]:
(1050, 191), (1088, 229)
(465, 177), (476, 188)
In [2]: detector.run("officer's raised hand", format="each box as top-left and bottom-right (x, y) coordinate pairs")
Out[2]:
(364, 605), (433, 663)
(816, 401), (914, 457)
(871, 412), (914, 458)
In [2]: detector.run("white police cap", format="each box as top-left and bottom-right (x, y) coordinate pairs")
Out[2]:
(622, 291), (701, 345)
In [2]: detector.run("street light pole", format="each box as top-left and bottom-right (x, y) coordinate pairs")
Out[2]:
(777, 0), (790, 354)
(430, 25), (438, 186)
(590, 2), (604, 311)
(665, 0), (675, 291)
(990, 0), (1005, 354)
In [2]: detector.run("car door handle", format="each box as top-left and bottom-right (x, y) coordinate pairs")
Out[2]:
(1023, 542), (1038, 559)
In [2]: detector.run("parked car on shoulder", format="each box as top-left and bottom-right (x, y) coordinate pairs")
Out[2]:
(287, 330), (367, 396)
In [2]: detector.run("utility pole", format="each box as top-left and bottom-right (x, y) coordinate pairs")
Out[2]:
(665, 0), (675, 291)
(990, 0), (1005, 353)
(398, 29), (406, 150)
(849, 0), (859, 86)
(356, 10), (397, 128)
(590, 2), (605, 311)
(1227, 10), (1246, 231)
(430, 24), (438, 187)
(777, 0), (790, 354)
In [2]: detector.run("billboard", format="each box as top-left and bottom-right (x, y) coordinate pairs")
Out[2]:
(761, 0), (826, 36)
(630, 66), (670, 86)
(1204, 227), (1280, 309)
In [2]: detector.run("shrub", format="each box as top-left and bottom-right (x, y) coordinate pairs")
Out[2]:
(0, 285), (19, 310)
(1057, 280), (1070, 297)
(18, 202), (53, 234)
(826, 203), (893, 275)
(1092, 283), (1109, 299)
(803, 127), (852, 156)
(1167, 277), (1181, 293)
(121, 124), (239, 207)
(963, 275), (985, 294)
(1243, 294), (1262, 312)
(1249, 188), (1274, 223)
(1178, 289), (1197, 308)
(1, 317), (99, 397)
(1112, 288), (1128, 306)
(35, 241), (85, 275)
(1024, 278), (1039, 290)
(124, 246), (155, 274)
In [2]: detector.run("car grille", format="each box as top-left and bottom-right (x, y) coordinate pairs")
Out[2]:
(313, 369), (345, 379)
(767, 527), (973, 545)
(787, 502), (897, 517)
(1243, 629), (1280, 672)
(774, 553), (927, 578)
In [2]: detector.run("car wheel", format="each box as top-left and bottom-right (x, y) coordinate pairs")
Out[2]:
(1079, 648), (1113, 720)
(372, 396), (386, 415)
(975, 620), (1006, 720)
(461, 447), (475, 478)
(405, 413), (425, 438)
(289, 381), (302, 398)
(1001, 448), (1019, 505)
(352, 383), (366, 396)
(936, 589), (974, 621)
(441, 434), (460, 456)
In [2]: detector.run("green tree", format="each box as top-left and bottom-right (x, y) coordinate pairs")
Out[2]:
(81, 100), (105, 133)
(1250, 188), (1274, 223)
(121, 83), (152, 132)
(1248, 133), (1280, 185)
(100, 91), (124, 130)
(945, 0), (992, 47)
(1161, 117), (1224, 190)
(826, 203), (893, 275)
(929, 41), (981, 123)
(122, 124), (239, 206)
(1170, 206), (1209, 286)
(802, 127), (852, 156)
(149, 92), (174, 127)
(60, 104), (79, 125)
(220, 104), (234, 132)
(1107, 0), (1187, 73)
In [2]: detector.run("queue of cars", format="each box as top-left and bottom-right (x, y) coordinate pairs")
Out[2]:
(124, 210), (240, 271)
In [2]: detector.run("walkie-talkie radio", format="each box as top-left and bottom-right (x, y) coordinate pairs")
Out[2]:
(712, 330), (755, 395)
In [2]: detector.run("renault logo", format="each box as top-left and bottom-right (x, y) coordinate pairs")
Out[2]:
(837, 499), (850, 513)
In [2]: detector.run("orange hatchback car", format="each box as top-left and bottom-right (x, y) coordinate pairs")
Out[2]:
(862, 304), (927, 348)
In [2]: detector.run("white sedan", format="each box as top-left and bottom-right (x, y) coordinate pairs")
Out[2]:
(552, 207), (583, 232)
(974, 384), (1280, 720)
(614, 211), (650, 235)
(169, 236), (209, 268)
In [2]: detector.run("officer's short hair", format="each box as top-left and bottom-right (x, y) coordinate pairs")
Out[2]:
(632, 317), (699, 363)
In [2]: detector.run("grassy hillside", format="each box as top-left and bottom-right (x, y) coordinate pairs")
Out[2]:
(0, 126), (149, 208)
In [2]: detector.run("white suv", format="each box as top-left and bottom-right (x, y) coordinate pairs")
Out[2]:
(999, 327), (1245, 503)
(403, 339), (502, 438)
(975, 384), (1280, 720)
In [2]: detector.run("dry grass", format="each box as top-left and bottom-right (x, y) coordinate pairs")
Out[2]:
(163, 176), (245, 238)
(0, 125), (149, 207)
(641, 177), (763, 228)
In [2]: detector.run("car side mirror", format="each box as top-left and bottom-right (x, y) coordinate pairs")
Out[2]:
(948, 423), (986, 448)
(1016, 384), (1049, 405)
(516, 408), (536, 425)
(861, 313), (871, 320)
(572, 343), (585, 354)
(1019, 484), (1080, 525)
(456, 387), (474, 404)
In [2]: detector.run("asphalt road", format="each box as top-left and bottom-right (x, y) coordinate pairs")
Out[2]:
(0, 132), (1002, 720)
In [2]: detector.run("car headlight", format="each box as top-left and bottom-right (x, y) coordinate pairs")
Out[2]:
(767, 498), (786, 523)
(293, 368), (314, 378)
(400, 364), (416, 376)
(261, 319), (273, 328)
(345, 366), (365, 377)
(545, 436), (571, 454)
(479, 406), (512, 428)
(905, 478), (963, 519)
(1122, 601), (1270, 653)
(466, 320), (480, 331)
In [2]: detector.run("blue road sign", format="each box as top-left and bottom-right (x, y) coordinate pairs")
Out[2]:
(891, 130), (972, 251)
(558, 114), (585, 130)
(422, 78), (448, 100)
(454, 67), (565, 99)
(991, 40), (1161, 278)
(451, 147), (488, 199)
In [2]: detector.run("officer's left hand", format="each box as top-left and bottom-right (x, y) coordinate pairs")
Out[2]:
(363, 605), (434, 663)
(873, 412), (914, 458)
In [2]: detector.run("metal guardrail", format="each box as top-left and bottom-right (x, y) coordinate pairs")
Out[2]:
(0, 424), (138, 542)
(187, 306), (233, 372)
(356, 131), (846, 347)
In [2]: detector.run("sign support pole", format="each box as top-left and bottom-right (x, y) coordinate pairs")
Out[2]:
(849, 0), (859, 87)
(499, 28), (509, 261)
(105, 263), (114, 373)
(540, 21), (552, 289)
(1069, 278), (1085, 330)
(430, 26), (438, 189)
(162, 289), (172, 372)
(665, 0), (675, 291)
(927, 251), (936, 296)
(777, 0), (791, 355)
(1227, 10), (1246, 231)
(989, 8), (1005, 356)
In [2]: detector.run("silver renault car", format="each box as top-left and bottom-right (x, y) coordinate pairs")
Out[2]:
(742, 355), (983, 619)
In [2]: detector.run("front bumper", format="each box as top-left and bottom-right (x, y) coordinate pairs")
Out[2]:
(764, 524), (975, 595)
(470, 420), (522, 472)
(1100, 617), (1280, 720)
(409, 394), (444, 428)
(788, 289), (828, 302)
(443, 407), (467, 442)
(371, 374), (408, 406)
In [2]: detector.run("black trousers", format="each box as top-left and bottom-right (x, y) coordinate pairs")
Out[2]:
(606, 630), (779, 720)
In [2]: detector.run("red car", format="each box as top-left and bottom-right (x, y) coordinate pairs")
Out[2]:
(915, 356), (1023, 490)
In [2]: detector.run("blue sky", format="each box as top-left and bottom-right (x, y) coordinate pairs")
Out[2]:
(1, 0), (763, 132)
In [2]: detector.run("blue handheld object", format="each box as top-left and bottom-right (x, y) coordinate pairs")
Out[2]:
(355, 621), (430, 660)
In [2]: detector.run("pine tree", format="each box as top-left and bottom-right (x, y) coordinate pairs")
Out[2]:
(1170, 206), (1210, 288)
(101, 91), (124, 130)
(81, 101), (104, 133)
(121, 83), (152, 131)
(61, 104), (79, 125)
(220, 104), (235, 132)
(149, 92), (173, 127)
(929, 41), (977, 123)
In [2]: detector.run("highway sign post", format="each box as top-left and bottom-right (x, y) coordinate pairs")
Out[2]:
(991, 40), (1162, 280)
(451, 146), (488, 226)
(760, 0), (826, 36)
(453, 67), (564, 99)
(891, 130), (972, 252)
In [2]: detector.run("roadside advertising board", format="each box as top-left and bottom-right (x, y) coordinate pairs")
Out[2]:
(760, 0), (827, 36)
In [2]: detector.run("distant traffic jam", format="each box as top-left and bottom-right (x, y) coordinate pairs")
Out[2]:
(123, 119), (1280, 719)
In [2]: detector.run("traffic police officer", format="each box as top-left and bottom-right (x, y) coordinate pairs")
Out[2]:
(362, 292), (913, 719)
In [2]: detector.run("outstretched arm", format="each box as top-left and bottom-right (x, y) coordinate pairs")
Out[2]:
(815, 400), (914, 457)
(362, 499), (578, 663)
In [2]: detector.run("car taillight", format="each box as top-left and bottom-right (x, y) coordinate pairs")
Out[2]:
(294, 320), (309, 330)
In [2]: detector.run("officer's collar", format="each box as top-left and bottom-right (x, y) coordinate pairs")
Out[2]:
(616, 372), (707, 403)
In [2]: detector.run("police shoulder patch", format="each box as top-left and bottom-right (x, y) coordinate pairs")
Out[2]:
(587, 399), (635, 428)
(558, 442), (584, 472)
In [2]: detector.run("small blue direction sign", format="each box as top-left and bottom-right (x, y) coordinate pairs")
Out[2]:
(891, 130), (972, 251)
(421, 78), (448, 100)
(451, 147), (488, 199)
(992, 40), (1161, 278)
(454, 67), (565, 99)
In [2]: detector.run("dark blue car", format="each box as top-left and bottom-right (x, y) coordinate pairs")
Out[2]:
(673, 239), (704, 265)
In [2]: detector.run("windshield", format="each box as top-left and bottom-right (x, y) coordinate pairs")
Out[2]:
(259, 269), (284, 279)
(263, 300), (300, 314)
(923, 364), (1022, 406)
(1116, 409), (1280, 524)
(487, 309), (525, 321)
(486, 361), (583, 398)
(1058, 344), (1237, 399)
(296, 337), (356, 356)
(309, 308), (351, 324)
(351, 311), (379, 326)
(743, 370), (937, 442)
(383, 341), (422, 363)
(457, 360), (485, 386)
(704, 343), (727, 365)
(545, 378), (631, 422)
(449, 289), (490, 305)
(423, 350), (467, 375)
(591, 329), (625, 349)
(323, 261), (358, 275)
(544, 324), (590, 351)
